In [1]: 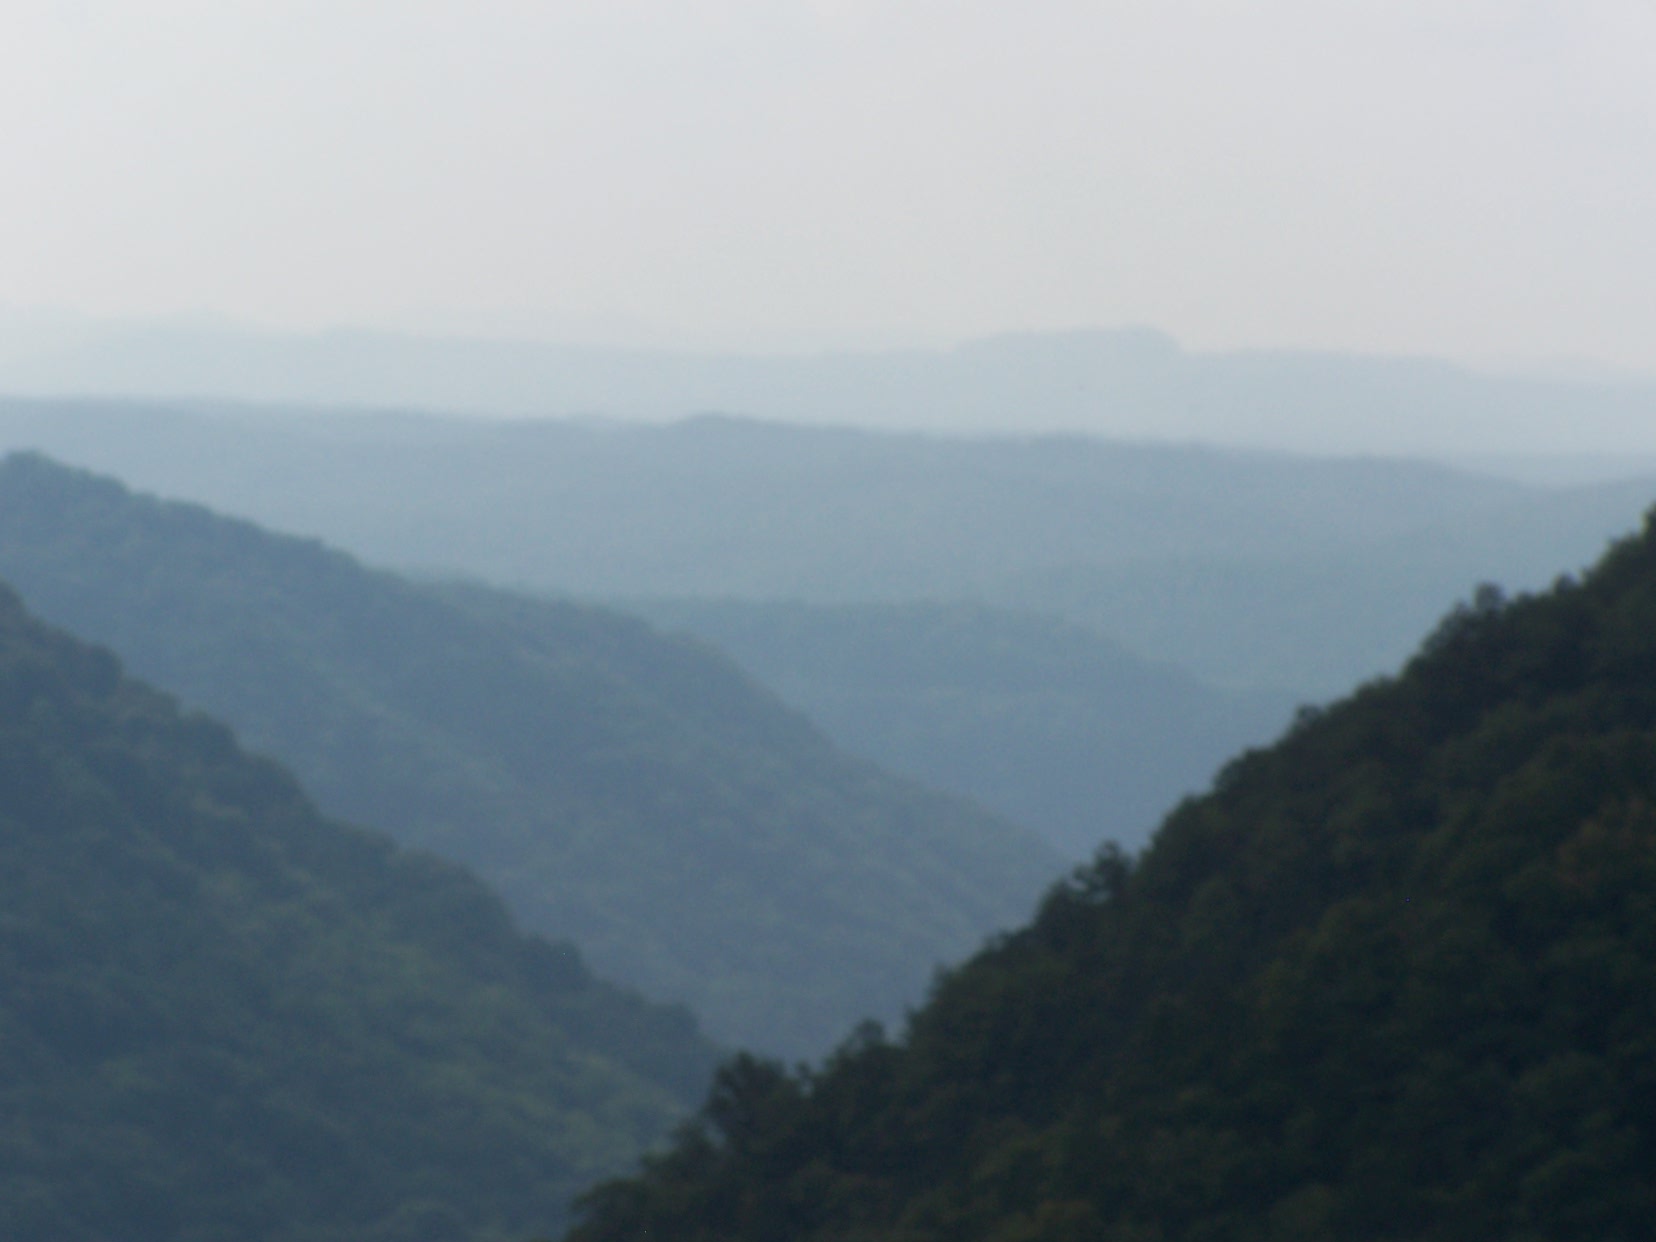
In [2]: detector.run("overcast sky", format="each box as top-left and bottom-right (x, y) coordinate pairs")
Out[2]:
(4, 1), (1654, 370)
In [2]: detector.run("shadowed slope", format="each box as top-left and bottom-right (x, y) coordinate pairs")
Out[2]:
(567, 509), (1656, 1241)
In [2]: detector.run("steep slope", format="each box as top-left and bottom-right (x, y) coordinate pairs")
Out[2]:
(566, 512), (1656, 1241)
(0, 580), (718, 1242)
(0, 453), (1058, 1057)
(630, 598), (1292, 856)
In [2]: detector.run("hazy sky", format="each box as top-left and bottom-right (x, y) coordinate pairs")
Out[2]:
(5, 1), (1655, 369)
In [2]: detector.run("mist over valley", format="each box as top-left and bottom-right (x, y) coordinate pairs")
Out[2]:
(6, 2), (1656, 1231)
(2, 335), (1654, 1237)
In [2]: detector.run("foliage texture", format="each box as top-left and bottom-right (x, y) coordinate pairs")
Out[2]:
(567, 515), (1656, 1241)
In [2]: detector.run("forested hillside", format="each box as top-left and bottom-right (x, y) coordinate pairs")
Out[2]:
(0, 453), (1057, 1056)
(0, 581), (718, 1242)
(631, 598), (1291, 856)
(566, 510), (1656, 1240)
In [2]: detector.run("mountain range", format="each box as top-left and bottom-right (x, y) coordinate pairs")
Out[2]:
(3, 397), (1651, 700)
(3, 319), (1656, 457)
(2, 365), (1651, 1236)
(0, 453), (1057, 1057)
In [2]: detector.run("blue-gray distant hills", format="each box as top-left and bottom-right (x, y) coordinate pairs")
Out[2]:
(0, 397), (1648, 701)
(0, 454), (1058, 1058)
(1, 396), (1651, 864)
(627, 598), (1294, 858)
(3, 319), (1656, 456)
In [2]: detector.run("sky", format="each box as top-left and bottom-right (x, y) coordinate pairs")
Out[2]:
(4, 1), (1655, 371)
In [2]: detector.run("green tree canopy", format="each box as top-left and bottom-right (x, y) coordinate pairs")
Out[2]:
(567, 512), (1656, 1241)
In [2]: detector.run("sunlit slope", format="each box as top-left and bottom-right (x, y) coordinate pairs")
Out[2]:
(0, 453), (1058, 1057)
(567, 508), (1656, 1241)
(0, 582), (717, 1242)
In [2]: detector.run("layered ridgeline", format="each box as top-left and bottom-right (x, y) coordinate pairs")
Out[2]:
(631, 598), (1292, 856)
(0, 454), (1058, 1057)
(4, 320), (1656, 458)
(0, 398), (1650, 696)
(566, 515), (1656, 1240)
(0, 582), (718, 1242)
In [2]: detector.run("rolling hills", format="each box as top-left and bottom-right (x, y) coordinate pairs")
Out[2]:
(1, 396), (1648, 699)
(0, 579), (718, 1242)
(630, 597), (1292, 856)
(0, 453), (1058, 1057)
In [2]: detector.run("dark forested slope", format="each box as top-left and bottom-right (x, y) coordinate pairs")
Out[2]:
(567, 513), (1656, 1241)
(0, 582), (718, 1242)
(0, 453), (1057, 1057)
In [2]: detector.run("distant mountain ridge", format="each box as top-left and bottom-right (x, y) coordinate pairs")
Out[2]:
(0, 579), (718, 1242)
(630, 598), (1293, 856)
(3, 319), (1656, 455)
(0, 453), (1058, 1057)
(1, 397), (1648, 696)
